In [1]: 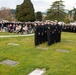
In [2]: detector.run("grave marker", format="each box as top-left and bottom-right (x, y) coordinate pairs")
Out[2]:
(56, 49), (69, 53)
(28, 68), (46, 75)
(0, 59), (19, 66)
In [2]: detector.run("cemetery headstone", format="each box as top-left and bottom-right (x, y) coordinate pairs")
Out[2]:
(0, 59), (19, 66)
(28, 68), (46, 75)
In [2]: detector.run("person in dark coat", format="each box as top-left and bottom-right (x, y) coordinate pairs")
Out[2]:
(34, 23), (38, 46)
(47, 21), (52, 46)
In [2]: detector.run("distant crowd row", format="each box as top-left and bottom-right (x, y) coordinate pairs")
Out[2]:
(0, 22), (34, 34)
(0, 22), (76, 34)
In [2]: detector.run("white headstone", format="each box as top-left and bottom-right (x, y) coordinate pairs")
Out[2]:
(0, 60), (19, 66)
(37, 47), (48, 50)
(28, 68), (46, 75)
(7, 43), (19, 46)
(56, 49), (69, 53)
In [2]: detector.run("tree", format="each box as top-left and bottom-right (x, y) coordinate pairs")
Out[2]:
(10, 9), (16, 14)
(46, 0), (66, 21)
(0, 7), (11, 21)
(16, 0), (35, 22)
(15, 5), (21, 21)
(0, 7), (17, 21)
(73, 8), (76, 21)
(35, 11), (42, 21)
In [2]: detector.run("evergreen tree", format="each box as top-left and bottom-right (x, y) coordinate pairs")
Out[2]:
(73, 8), (76, 21)
(16, 0), (35, 22)
(15, 5), (21, 20)
(35, 11), (42, 21)
(46, 0), (66, 21)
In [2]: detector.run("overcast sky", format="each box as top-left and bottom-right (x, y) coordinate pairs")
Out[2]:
(0, 0), (76, 12)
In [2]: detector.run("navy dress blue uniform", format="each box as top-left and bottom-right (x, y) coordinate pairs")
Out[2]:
(47, 24), (52, 46)
(51, 24), (55, 44)
(53, 24), (57, 43)
(44, 24), (48, 42)
(34, 22), (62, 46)
(57, 24), (62, 42)
(34, 25), (39, 46)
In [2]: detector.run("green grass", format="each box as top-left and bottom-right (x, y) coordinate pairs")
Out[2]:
(0, 32), (17, 35)
(0, 32), (76, 75)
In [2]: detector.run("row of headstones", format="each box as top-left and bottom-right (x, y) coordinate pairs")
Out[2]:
(0, 59), (46, 75)
(0, 42), (70, 75)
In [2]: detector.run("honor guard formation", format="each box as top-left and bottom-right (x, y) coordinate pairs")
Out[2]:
(34, 21), (76, 46)
(34, 21), (62, 46)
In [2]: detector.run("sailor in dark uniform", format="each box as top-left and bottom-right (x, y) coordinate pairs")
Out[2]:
(44, 22), (48, 42)
(34, 23), (38, 46)
(51, 21), (55, 44)
(41, 22), (45, 43)
(37, 22), (42, 44)
(73, 25), (76, 33)
(53, 21), (58, 43)
(39, 23), (43, 44)
(75, 25), (76, 32)
(57, 23), (62, 42)
(47, 21), (52, 46)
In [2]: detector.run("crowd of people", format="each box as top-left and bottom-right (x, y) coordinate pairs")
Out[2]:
(0, 21), (76, 35)
(0, 22), (34, 34)
(62, 24), (76, 32)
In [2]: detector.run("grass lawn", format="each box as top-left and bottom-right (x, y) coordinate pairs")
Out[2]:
(0, 32), (76, 75)
(0, 32), (17, 35)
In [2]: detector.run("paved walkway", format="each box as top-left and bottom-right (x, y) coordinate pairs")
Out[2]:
(0, 34), (34, 38)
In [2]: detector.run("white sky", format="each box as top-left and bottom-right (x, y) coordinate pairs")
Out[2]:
(0, 0), (76, 12)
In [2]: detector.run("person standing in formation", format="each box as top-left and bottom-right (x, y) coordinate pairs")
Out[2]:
(34, 21), (62, 46)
